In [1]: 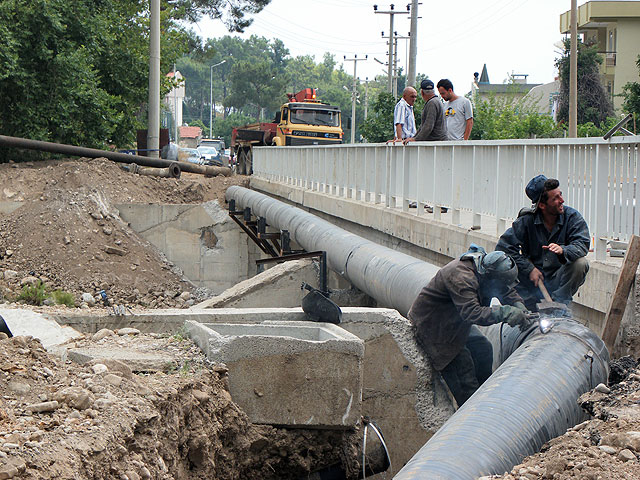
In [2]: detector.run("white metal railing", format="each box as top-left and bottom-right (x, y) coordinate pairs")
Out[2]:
(253, 137), (640, 261)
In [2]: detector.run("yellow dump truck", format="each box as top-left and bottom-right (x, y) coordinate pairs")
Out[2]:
(231, 88), (343, 174)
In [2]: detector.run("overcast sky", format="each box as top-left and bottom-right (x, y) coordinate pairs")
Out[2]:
(195, 0), (594, 95)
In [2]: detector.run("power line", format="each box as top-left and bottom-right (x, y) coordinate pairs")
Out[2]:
(374, 4), (410, 93)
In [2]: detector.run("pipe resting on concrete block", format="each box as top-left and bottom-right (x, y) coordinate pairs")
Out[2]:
(225, 186), (609, 479)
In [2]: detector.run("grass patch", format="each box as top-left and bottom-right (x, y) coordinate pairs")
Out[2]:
(172, 324), (189, 342)
(51, 289), (76, 307)
(17, 280), (47, 306)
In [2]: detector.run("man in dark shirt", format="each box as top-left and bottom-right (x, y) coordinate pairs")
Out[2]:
(408, 245), (528, 407)
(496, 175), (590, 310)
(403, 79), (448, 143)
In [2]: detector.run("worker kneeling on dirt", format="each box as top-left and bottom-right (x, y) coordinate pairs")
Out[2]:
(496, 175), (590, 311)
(408, 245), (529, 407)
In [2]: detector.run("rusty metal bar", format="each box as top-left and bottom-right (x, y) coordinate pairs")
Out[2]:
(256, 250), (328, 292)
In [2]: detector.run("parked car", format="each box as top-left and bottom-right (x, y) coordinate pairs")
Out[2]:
(197, 146), (222, 166)
(178, 147), (203, 165)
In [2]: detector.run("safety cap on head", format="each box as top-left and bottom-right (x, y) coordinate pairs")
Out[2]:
(420, 79), (434, 91)
(525, 174), (547, 210)
(478, 251), (517, 287)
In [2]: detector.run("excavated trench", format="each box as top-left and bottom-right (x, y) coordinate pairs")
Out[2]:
(15, 190), (608, 480)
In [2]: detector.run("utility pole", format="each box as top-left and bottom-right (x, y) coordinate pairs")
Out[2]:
(173, 63), (178, 144)
(364, 77), (370, 120)
(569, 0), (578, 138)
(209, 59), (227, 139)
(147, 0), (160, 158)
(407, 0), (418, 87)
(344, 55), (367, 143)
(374, 4), (409, 93)
(393, 32), (410, 97)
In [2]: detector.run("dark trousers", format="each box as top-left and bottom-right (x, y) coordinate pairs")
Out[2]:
(517, 257), (589, 311)
(440, 326), (493, 407)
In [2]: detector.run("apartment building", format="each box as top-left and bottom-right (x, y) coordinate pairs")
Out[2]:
(560, 1), (640, 111)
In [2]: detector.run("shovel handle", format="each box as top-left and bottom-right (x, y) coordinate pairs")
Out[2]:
(538, 281), (553, 302)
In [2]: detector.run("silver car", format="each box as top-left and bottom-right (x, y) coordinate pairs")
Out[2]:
(197, 146), (222, 166)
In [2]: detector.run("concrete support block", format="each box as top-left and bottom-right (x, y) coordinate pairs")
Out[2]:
(194, 259), (320, 309)
(185, 320), (364, 428)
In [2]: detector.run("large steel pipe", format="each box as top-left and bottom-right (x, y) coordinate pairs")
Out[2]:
(226, 186), (439, 316)
(226, 186), (609, 479)
(394, 320), (608, 479)
(0, 135), (231, 177)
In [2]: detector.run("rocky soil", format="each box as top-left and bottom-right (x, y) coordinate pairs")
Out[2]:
(0, 157), (248, 309)
(0, 330), (358, 480)
(484, 357), (640, 480)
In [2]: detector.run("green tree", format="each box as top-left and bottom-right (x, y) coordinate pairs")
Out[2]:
(0, 0), (270, 160)
(359, 92), (397, 142)
(622, 55), (640, 129)
(470, 95), (561, 140)
(556, 39), (614, 126)
(168, 0), (270, 32)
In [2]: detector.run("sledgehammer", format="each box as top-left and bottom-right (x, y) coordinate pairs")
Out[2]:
(537, 282), (568, 316)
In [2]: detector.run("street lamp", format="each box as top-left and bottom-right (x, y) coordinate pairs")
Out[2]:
(209, 59), (227, 139)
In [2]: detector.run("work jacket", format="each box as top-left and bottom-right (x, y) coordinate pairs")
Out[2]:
(408, 258), (521, 371)
(414, 96), (448, 142)
(496, 206), (590, 280)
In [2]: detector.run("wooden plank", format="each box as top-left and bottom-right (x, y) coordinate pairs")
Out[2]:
(601, 234), (640, 353)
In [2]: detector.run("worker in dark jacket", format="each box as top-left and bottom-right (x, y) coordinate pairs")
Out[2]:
(496, 175), (590, 310)
(408, 245), (528, 407)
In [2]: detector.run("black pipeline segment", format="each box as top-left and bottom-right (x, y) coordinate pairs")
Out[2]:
(395, 320), (608, 479)
(0, 135), (231, 176)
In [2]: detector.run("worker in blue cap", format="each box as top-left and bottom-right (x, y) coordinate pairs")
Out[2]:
(496, 175), (590, 311)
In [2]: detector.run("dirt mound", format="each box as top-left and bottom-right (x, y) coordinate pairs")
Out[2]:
(0, 158), (248, 309)
(486, 358), (640, 480)
(0, 332), (358, 479)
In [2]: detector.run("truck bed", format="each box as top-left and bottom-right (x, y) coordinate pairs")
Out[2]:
(234, 123), (277, 145)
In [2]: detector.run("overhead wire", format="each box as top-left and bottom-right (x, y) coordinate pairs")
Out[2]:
(420, 0), (528, 53)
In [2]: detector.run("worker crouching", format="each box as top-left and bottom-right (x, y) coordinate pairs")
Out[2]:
(408, 245), (529, 407)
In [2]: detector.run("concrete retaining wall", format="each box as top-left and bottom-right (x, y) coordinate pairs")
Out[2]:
(117, 201), (260, 293)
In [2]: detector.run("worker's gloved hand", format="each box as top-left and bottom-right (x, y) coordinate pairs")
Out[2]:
(493, 305), (528, 330)
(514, 302), (528, 313)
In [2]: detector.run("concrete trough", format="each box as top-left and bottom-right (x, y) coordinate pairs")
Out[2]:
(186, 320), (364, 428)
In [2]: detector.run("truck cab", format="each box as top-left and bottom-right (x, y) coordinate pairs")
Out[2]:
(274, 90), (343, 146)
(231, 88), (342, 175)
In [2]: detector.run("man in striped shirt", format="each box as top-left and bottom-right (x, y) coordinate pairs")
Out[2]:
(391, 86), (418, 142)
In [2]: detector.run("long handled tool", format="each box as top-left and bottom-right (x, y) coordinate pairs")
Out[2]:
(536, 282), (568, 316)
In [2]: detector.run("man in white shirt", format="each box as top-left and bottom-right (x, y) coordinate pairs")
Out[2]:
(437, 79), (473, 140)
(390, 86), (418, 142)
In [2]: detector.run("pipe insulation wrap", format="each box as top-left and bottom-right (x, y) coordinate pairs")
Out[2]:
(394, 320), (609, 480)
(226, 186), (439, 316)
(226, 186), (610, 479)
